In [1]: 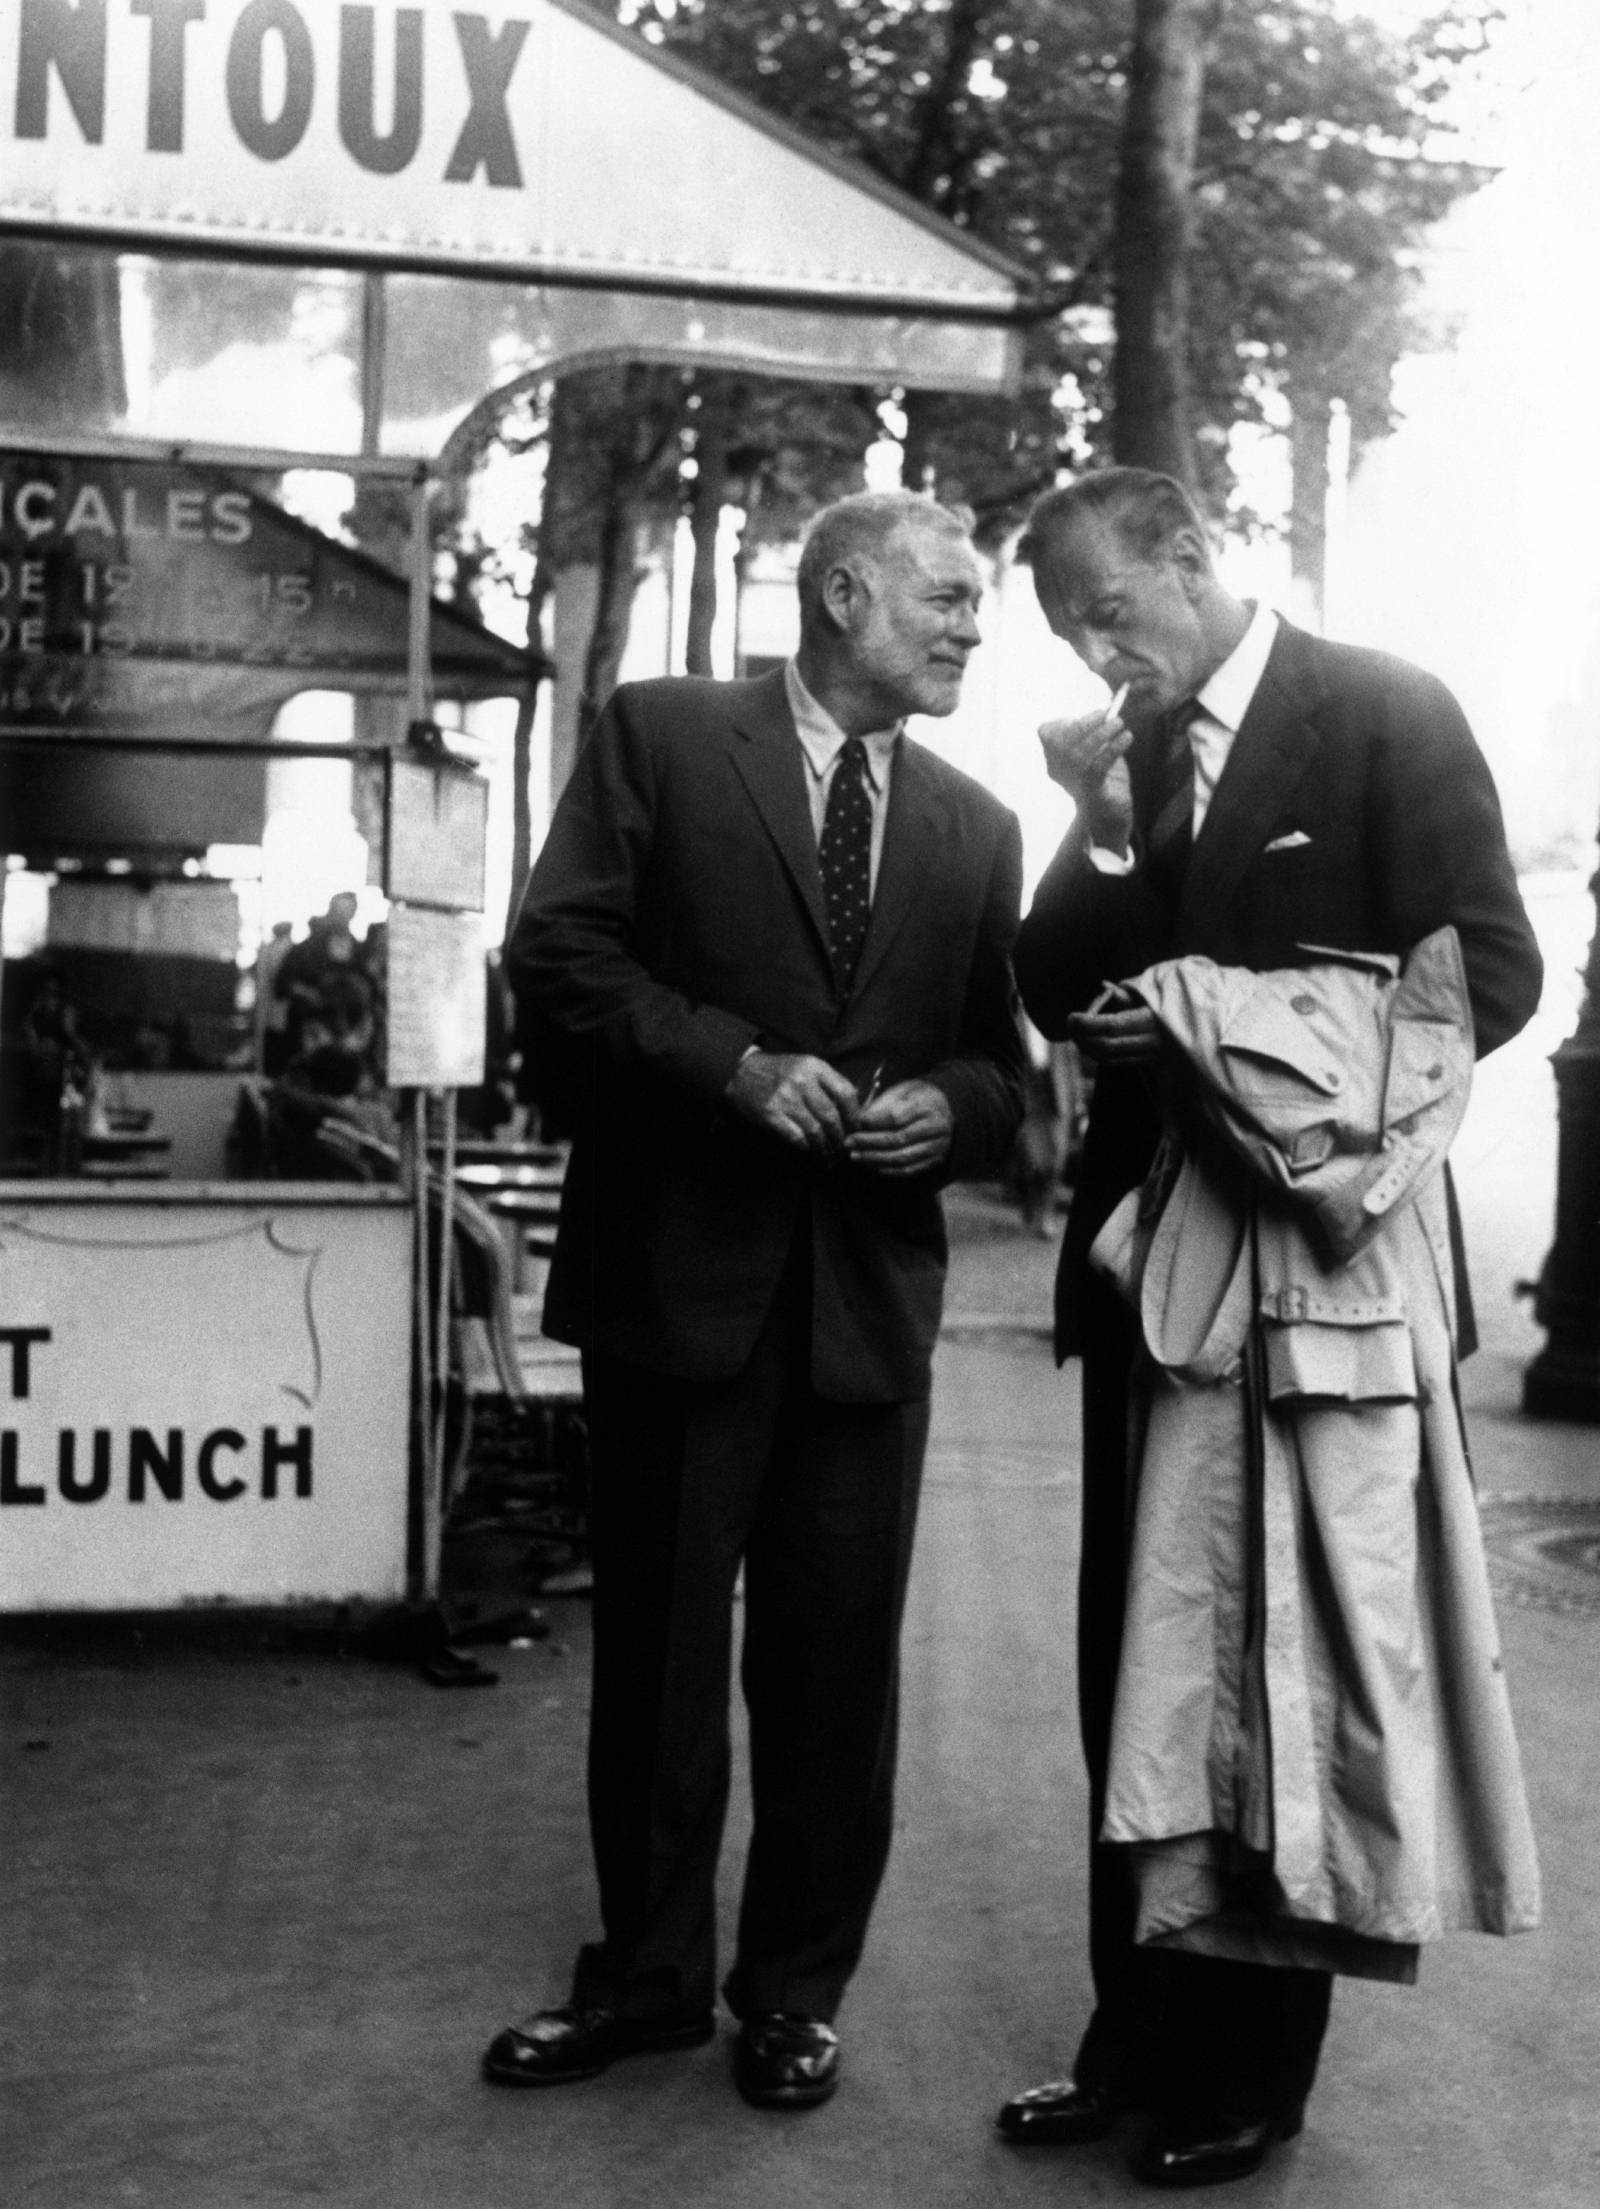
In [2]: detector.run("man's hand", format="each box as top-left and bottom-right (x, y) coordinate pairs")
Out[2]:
(726, 1050), (862, 1156)
(1066, 998), (1164, 1066)
(842, 1080), (955, 1178)
(1038, 699), (1133, 854)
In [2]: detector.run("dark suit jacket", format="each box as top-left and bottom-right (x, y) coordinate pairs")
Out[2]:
(508, 669), (1027, 1401)
(1015, 617), (1543, 1358)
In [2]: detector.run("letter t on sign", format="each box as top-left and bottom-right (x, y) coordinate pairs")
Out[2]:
(131, 0), (207, 154)
(0, 1328), (52, 1400)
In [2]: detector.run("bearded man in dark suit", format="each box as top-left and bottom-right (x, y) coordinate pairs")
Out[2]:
(487, 491), (1025, 2111)
(996, 469), (1542, 2187)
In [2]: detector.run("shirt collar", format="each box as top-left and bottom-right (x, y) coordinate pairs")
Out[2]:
(1194, 600), (1279, 734)
(785, 660), (900, 792)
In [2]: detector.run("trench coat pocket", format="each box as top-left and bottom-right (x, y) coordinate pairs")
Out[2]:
(1260, 1313), (1417, 1401)
(1216, 987), (1348, 1102)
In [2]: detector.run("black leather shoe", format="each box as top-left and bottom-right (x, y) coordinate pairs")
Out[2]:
(481, 2003), (715, 2086)
(996, 2077), (1120, 2146)
(1135, 2103), (1304, 2188)
(733, 2013), (841, 2109)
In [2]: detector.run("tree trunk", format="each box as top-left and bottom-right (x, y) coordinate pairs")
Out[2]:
(1287, 386), (1333, 629)
(538, 366), (680, 786)
(901, 0), (992, 208)
(579, 493), (645, 751)
(1111, 0), (1217, 486)
(685, 374), (737, 677)
(503, 550), (552, 943)
(900, 389), (938, 495)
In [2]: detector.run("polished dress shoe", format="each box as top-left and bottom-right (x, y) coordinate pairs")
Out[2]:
(481, 2003), (715, 2086)
(733, 2012), (841, 2109)
(1135, 2102), (1305, 2188)
(996, 2076), (1120, 2146)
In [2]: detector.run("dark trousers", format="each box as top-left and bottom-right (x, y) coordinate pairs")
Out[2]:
(571, 1256), (929, 2026)
(1074, 1282), (1332, 2120)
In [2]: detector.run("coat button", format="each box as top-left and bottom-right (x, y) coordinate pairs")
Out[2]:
(1291, 994), (1318, 1015)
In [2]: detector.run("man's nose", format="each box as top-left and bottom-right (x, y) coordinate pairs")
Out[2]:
(1079, 631), (1118, 681)
(953, 601), (982, 647)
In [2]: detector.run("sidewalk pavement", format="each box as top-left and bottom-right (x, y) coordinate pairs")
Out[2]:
(3, 881), (1597, 2209)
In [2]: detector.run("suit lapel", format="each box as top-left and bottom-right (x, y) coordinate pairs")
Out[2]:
(1176, 623), (1324, 944)
(850, 735), (949, 1002)
(725, 668), (832, 958)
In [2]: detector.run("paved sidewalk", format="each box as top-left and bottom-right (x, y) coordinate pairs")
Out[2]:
(3, 881), (1597, 2209)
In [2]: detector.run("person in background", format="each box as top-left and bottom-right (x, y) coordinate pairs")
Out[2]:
(1000, 467), (1543, 2188)
(273, 893), (371, 1054)
(489, 491), (1026, 2113)
(255, 919), (296, 1076)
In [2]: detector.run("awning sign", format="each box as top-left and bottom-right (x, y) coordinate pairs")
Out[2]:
(0, 0), (1024, 318)
(0, 452), (537, 736)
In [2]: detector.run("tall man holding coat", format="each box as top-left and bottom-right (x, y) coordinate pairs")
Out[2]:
(488, 492), (1025, 2111)
(999, 468), (1542, 2186)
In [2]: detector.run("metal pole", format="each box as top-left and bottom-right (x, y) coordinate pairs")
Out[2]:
(407, 471), (434, 732)
(361, 273), (387, 461)
(431, 1085), (458, 1568)
(401, 1086), (430, 1604)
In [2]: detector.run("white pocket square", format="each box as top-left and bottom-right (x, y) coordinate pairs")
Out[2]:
(1263, 830), (1312, 853)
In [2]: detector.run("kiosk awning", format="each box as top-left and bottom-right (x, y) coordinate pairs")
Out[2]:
(0, 0), (1031, 408)
(0, 453), (541, 745)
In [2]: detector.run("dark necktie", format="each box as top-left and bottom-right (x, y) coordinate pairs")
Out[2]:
(1144, 702), (1199, 893)
(819, 736), (874, 986)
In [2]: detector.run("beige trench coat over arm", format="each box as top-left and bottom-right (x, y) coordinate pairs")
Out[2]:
(1089, 931), (1541, 1982)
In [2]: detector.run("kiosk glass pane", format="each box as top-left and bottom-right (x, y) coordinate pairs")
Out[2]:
(0, 240), (364, 456)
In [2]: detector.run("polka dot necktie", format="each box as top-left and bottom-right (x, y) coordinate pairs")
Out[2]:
(819, 736), (874, 987)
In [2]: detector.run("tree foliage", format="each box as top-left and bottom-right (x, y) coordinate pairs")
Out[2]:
(624, 0), (1499, 527)
(438, 0), (1505, 760)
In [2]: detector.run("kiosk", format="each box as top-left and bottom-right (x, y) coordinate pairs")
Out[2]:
(0, 449), (542, 1612)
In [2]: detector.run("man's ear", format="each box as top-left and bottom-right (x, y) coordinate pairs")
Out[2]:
(1169, 527), (1212, 599)
(819, 559), (865, 634)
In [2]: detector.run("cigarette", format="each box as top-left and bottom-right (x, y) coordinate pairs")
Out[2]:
(861, 1062), (886, 1108)
(1104, 681), (1131, 722)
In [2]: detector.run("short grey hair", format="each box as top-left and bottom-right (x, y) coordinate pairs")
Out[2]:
(796, 491), (972, 637)
(1018, 468), (1211, 574)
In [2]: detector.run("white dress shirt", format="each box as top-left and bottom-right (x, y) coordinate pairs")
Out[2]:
(1090, 600), (1280, 871)
(785, 660), (899, 897)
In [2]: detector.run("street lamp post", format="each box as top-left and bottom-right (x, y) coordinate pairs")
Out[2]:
(1524, 845), (1600, 1420)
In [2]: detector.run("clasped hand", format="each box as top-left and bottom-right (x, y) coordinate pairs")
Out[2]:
(726, 1052), (953, 1175)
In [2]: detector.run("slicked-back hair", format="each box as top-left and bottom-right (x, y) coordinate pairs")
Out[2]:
(796, 491), (972, 639)
(1018, 468), (1210, 575)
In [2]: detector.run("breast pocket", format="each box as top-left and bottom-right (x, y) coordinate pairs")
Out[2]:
(1245, 832), (1338, 946)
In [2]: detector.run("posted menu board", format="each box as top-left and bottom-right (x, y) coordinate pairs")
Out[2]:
(385, 759), (489, 911)
(385, 906), (486, 1091)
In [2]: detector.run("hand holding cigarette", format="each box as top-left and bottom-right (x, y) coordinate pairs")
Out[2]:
(1037, 679), (1135, 851)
